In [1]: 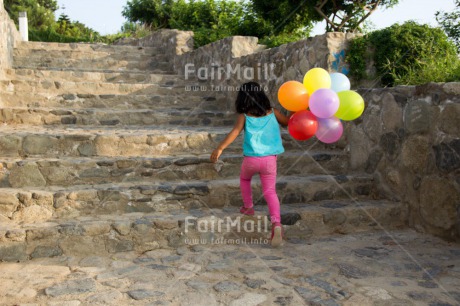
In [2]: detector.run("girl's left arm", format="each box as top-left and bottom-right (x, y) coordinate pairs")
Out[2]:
(210, 114), (245, 163)
(274, 108), (291, 127)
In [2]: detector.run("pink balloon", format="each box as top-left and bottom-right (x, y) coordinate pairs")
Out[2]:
(316, 117), (343, 143)
(309, 88), (340, 119)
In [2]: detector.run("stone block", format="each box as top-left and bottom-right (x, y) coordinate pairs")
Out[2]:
(112, 221), (131, 236)
(106, 239), (134, 253)
(154, 219), (179, 230)
(40, 166), (76, 185)
(8, 163), (47, 187)
(381, 93), (403, 131)
(404, 100), (431, 134)
(379, 132), (401, 161)
(401, 135), (430, 173)
(186, 133), (211, 150)
(0, 243), (28, 261)
(26, 227), (59, 241)
(116, 159), (138, 169)
(59, 236), (106, 256)
(349, 125), (370, 170)
(0, 135), (21, 155)
(94, 135), (121, 156)
(433, 139), (460, 172)
(22, 135), (59, 155)
(19, 191), (54, 208)
(45, 278), (97, 297)
(0, 191), (19, 218)
(68, 190), (98, 201)
(81, 221), (111, 236)
(5, 229), (26, 242)
(77, 143), (96, 156)
(87, 289), (123, 304)
(231, 36), (259, 58)
(363, 114), (383, 143)
(12, 205), (53, 223)
(440, 103), (460, 135)
(31, 245), (63, 258)
(420, 176), (459, 230)
(365, 149), (383, 174)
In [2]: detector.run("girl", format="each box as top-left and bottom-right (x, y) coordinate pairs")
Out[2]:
(210, 82), (290, 247)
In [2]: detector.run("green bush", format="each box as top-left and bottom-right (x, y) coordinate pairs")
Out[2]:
(346, 36), (369, 80)
(29, 28), (92, 43)
(347, 21), (460, 86)
(259, 27), (311, 48)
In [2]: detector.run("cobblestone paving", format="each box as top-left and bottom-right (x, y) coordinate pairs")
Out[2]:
(1, 229), (459, 306)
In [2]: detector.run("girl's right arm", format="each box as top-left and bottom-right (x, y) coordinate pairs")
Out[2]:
(210, 114), (245, 163)
(274, 108), (291, 127)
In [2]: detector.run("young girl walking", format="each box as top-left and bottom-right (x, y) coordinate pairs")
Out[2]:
(210, 82), (290, 247)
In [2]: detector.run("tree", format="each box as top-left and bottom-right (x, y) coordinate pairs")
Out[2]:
(250, 0), (316, 35)
(122, 0), (175, 28)
(251, 0), (400, 34)
(122, 0), (273, 46)
(436, 0), (460, 52)
(4, 0), (58, 29)
(54, 13), (99, 40)
(314, 0), (399, 32)
(55, 13), (71, 34)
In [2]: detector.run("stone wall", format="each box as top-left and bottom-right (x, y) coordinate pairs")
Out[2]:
(116, 30), (358, 109)
(114, 29), (194, 56)
(174, 32), (358, 108)
(352, 82), (460, 240)
(0, 0), (21, 80)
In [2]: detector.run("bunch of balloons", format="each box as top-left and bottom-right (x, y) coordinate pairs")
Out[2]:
(278, 68), (365, 143)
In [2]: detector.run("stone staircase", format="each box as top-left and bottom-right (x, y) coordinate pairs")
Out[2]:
(0, 41), (406, 261)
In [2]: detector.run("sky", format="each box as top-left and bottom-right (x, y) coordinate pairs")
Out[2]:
(55, 0), (457, 36)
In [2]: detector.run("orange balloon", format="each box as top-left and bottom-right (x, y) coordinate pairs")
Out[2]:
(277, 81), (309, 112)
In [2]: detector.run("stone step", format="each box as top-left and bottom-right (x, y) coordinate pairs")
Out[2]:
(0, 125), (339, 158)
(0, 92), (229, 111)
(15, 41), (162, 55)
(0, 174), (375, 221)
(0, 79), (212, 96)
(5, 68), (189, 84)
(0, 200), (406, 260)
(13, 58), (173, 73)
(0, 107), (235, 126)
(0, 152), (348, 188)
(14, 48), (168, 62)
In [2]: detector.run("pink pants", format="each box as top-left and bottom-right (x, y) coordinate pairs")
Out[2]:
(240, 155), (281, 223)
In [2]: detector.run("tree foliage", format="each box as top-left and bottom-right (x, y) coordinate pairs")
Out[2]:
(251, 0), (400, 34)
(4, 0), (58, 29)
(314, 0), (399, 32)
(436, 0), (460, 52)
(122, 0), (276, 46)
(4, 0), (105, 42)
(55, 13), (99, 39)
(121, 0), (174, 29)
(250, 0), (315, 35)
(347, 21), (460, 86)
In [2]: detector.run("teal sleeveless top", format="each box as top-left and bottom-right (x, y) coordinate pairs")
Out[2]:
(243, 111), (284, 157)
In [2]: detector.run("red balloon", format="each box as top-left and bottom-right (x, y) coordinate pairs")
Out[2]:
(288, 110), (318, 140)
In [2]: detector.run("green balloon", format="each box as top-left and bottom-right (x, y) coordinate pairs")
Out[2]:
(335, 90), (365, 121)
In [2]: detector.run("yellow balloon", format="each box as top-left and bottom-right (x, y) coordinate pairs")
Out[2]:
(336, 90), (365, 121)
(303, 68), (331, 94)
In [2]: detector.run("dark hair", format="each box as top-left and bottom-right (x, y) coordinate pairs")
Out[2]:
(235, 82), (271, 117)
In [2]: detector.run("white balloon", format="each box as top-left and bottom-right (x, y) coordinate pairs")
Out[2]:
(330, 72), (351, 93)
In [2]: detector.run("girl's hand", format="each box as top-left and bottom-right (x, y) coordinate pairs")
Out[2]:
(210, 149), (223, 163)
(210, 114), (245, 163)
